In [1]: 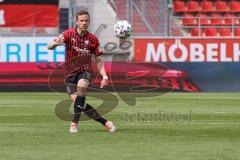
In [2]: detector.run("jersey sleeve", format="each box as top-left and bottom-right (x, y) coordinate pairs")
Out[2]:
(63, 31), (69, 43)
(58, 30), (69, 43)
(93, 38), (103, 56)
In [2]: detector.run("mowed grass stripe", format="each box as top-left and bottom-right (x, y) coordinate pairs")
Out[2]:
(0, 92), (239, 160)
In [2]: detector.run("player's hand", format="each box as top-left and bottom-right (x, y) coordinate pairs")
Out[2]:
(100, 76), (108, 88)
(48, 34), (64, 50)
(53, 36), (64, 46)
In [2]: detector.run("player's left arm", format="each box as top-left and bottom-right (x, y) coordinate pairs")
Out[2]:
(95, 55), (108, 88)
(48, 33), (65, 50)
(93, 38), (108, 88)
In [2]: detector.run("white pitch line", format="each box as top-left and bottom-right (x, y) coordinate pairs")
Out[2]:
(0, 114), (55, 117)
(213, 112), (240, 114)
(0, 114), (239, 117)
(0, 124), (96, 126)
(0, 122), (240, 126)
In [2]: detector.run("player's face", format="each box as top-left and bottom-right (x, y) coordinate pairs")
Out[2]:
(76, 14), (90, 31)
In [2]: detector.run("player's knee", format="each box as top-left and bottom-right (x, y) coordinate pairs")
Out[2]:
(73, 90), (86, 97)
(78, 79), (89, 88)
(76, 85), (87, 96)
(77, 84), (88, 89)
(70, 95), (77, 101)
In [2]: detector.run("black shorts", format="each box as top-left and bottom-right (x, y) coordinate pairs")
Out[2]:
(65, 71), (92, 95)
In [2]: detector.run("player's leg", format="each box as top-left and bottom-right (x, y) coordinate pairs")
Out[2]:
(74, 78), (115, 132)
(69, 71), (115, 132)
(71, 78), (88, 122)
(69, 78), (88, 133)
(82, 103), (116, 132)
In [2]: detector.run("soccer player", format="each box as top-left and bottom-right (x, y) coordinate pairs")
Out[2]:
(48, 10), (115, 133)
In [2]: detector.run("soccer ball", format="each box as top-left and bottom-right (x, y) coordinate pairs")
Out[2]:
(114, 20), (133, 39)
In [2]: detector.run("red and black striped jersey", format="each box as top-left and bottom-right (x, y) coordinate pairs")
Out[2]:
(61, 28), (102, 77)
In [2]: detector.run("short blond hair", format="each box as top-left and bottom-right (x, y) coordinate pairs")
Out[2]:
(75, 10), (90, 20)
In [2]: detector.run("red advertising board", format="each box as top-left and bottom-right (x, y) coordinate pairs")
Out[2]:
(134, 38), (240, 62)
(0, 62), (200, 92)
(0, 0), (58, 27)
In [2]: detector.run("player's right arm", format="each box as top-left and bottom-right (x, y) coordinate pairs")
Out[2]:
(48, 33), (66, 50)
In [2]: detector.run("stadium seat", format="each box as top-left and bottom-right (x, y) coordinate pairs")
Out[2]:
(210, 13), (223, 25)
(182, 14), (195, 25)
(234, 28), (240, 36)
(186, 1), (199, 12)
(134, 14), (142, 23)
(205, 28), (218, 36)
(190, 28), (203, 36)
(237, 14), (240, 25)
(215, 0), (228, 12)
(196, 13), (209, 25)
(219, 27), (232, 36)
(201, 0), (214, 12)
(173, 1), (185, 12)
(230, 1), (240, 13)
(172, 27), (183, 36)
(224, 13), (238, 25)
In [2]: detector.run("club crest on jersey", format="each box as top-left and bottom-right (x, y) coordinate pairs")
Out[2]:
(85, 40), (89, 45)
(71, 38), (76, 42)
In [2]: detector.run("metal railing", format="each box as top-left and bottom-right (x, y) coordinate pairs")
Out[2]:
(170, 16), (240, 37)
(109, 0), (169, 36)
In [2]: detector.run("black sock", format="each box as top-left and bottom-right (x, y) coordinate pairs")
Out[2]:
(83, 103), (107, 125)
(72, 96), (86, 123)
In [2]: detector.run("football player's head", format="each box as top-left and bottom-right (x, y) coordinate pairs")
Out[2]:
(75, 10), (90, 31)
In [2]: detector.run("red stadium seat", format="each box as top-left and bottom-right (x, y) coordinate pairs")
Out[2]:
(190, 28), (203, 36)
(237, 15), (240, 25)
(196, 13), (209, 25)
(173, 1), (185, 12)
(186, 1), (199, 12)
(219, 28), (232, 36)
(182, 14), (195, 25)
(230, 1), (240, 13)
(215, 1), (228, 12)
(234, 28), (240, 36)
(210, 13), (223, 25)
(224, 13), (238, 25)
(201, 0), (214, 12)
(205, 28), (218, 36)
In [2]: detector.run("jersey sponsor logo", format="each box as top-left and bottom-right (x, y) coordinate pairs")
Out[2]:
(72, 46), (90, 54)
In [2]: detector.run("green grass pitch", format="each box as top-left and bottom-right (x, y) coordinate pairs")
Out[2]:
(0, 92), (239, 160)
